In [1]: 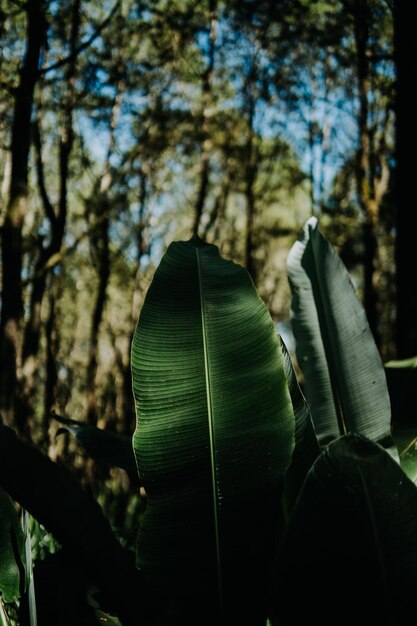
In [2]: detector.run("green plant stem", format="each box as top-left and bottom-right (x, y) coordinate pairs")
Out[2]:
(22, 511), (37, 626)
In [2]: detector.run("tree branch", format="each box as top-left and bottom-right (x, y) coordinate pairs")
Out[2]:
(32, 118), (56, 224)
(41, 0), (120, 75)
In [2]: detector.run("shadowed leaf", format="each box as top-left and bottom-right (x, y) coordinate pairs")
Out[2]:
(279, 336), (320, 515)
(0, 424), (149, 626)
(0, 487), (26, 603)
(271, 434), (417, 625)
(51, 412), (139, 485)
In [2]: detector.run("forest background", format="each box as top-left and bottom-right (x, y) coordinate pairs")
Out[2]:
(0, 0), (416, 546)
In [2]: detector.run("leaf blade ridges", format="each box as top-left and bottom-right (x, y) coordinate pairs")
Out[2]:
(287, 217), (397, 459)
(131, 237), (295, 620)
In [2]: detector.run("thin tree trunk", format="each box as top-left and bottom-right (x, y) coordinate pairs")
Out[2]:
(44, 284), (59, 430)
(245, 154), (257, 282)
(0, 0), (46, 424)
(86, 210), (110, 425)
(307, 63), (318, 216)
(352, 0), (380, 346)
(85, 86), (123, 424)
(17, 0), (80, 435)
(244, 60), (258, 283)
(317, 58), (332, 212)
(393, 0), (417, 358)
(203, 171), (230, 240)
(192, 0), (217, 236)
(117, 171), (149, 435)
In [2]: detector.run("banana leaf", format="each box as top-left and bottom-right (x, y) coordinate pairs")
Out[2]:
(0, 488), (26, 603)
(51, 412), (139, 485)
(131, 237), (295, 623)
(271, 434), (417, 625)
(287, 217), (397, 459)
(279, 337), (320, 515)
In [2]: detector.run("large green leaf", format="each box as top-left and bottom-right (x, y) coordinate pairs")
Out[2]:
(287, 217), (397, 459)
(131, 237), (295, 623)
(271, 434), (417, 625)
(0, 487), (26, 603)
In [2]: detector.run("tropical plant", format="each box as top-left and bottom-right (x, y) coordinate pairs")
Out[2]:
(1, 219), (417, 625)
(286, 216), (397, 457)
(271, 433), (417, 625)
(130, 236), (295, 625)
(271, 216), (417, 625)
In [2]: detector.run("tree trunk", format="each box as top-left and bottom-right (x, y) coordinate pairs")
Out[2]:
(85, 85), (123, 424)
(44, 282), (59, 431)
(117, 171), (149, 435)
(18, 0), (80, 435)
(86, 210), (110, 425)
(245, 153), (257, 282)
(204, 171), (230, 240)
(244, 60), (258, 284)
(352, 0), (380, 346)
(0, 0), (46, 425)
(192, 0), (217, 236)
(393, 0), (417, 358)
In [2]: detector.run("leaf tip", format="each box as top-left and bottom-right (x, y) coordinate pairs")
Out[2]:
(305, 216), (319, 232)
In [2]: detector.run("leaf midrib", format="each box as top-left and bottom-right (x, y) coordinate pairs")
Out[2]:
(309, 222), (346, 436)
(196, 247), (223, 609)
(357, 465), (389, 593)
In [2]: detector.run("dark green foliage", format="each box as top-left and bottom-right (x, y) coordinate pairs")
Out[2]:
(23, 549), (97, 626)
(0, 488), (26, 603)
(271, 434), (417, 626)
(51, 412), (139, 486)
(0, 424), (149, 626)
(279, 336), (320, 515)
(1, 219), (416, 625)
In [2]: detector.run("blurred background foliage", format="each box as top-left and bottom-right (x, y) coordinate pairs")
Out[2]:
(0, 0), (415, 605)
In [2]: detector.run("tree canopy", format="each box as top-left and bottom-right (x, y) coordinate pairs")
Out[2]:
(0, 0), (413, 520)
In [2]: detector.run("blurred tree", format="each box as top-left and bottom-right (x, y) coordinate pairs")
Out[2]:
(18, 0), (81, 438)
(345, 0), (394, 348)
(193, 0), (218, 235)
(0, 0), (47, 426)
